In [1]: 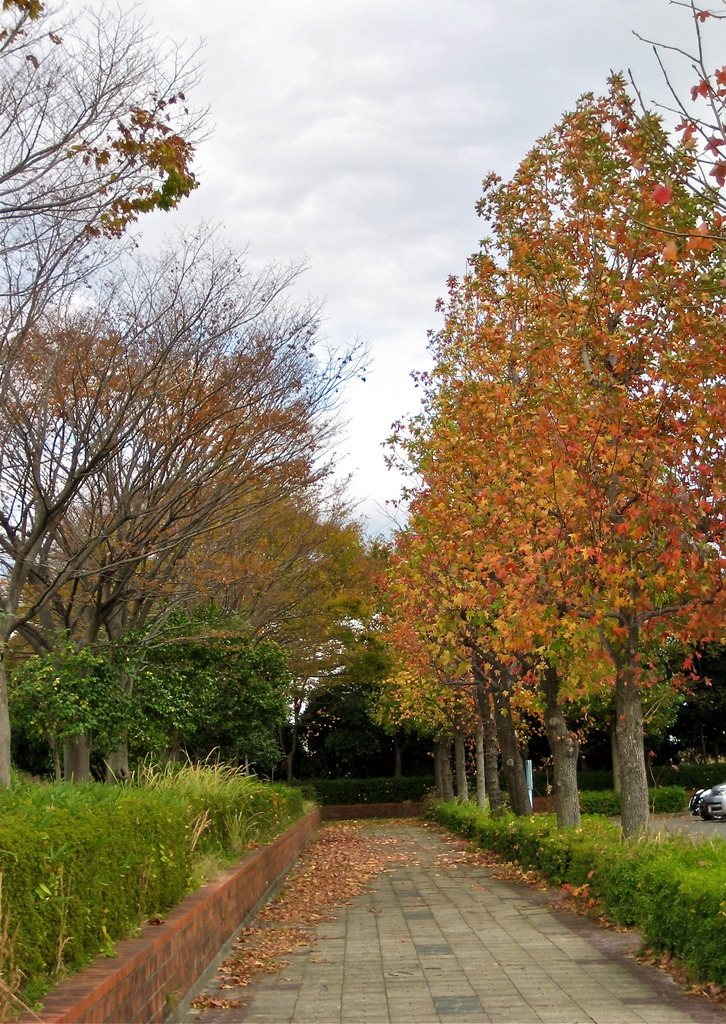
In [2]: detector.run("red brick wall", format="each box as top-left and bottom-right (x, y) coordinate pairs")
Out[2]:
(24, 809), (321, 1024)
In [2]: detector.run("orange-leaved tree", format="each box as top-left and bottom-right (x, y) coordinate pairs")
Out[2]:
(391, 76), (726, 837)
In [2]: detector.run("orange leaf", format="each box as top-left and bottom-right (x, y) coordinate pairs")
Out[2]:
(662, 239), (678, 261)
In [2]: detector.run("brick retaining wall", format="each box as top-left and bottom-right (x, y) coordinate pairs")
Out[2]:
(23, 809), (321, 1024)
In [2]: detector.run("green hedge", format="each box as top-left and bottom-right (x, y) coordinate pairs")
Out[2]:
(579, 786), (687, 815)
(656, 763), (726, 791)
(298, 776), (435, 805)
(534, 765), (726, 794)
(0, 772), (304, 1006)
(534, 769), (616, 793)
(430, 801), (726, 986)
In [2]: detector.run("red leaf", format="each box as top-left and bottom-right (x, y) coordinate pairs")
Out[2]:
(691, 79), (710, 100)
(697, 9), (711, 21)
(711, 161), (726, 187)
(705, 134), (726, 155)
(651, 183), (673, 206)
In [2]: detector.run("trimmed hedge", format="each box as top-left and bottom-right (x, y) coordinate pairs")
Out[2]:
(534, 765), (726, 794)
(430, 801), (726, 986)
(297, 776), (435, 805)
(0, 774), (304, 1005)
(534, 769), (615, 793)
(579, 785), (687, 815)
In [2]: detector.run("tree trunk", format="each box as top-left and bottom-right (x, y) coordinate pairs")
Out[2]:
(473, 674), (504, 814)
(542, 665), (580, 827)
(434, 738), (445, 798)
(435, 737), (455, 801)
(393, 731), (408, 778)
(492, 682), (532, 816)
(0, 642), (12, 788)
(51, 738), (62, 781)
(105, 739), (131, 782)
(615, 662), (649, 837)
(611, 716), (621, 793)
(285, 722), (299, 784)
(454, 729), (468, 801)
(471, 657), (505, 814)
(64, 731), (92, 782)
(474, 720), (487, 810)
(163, 728), (182, 763)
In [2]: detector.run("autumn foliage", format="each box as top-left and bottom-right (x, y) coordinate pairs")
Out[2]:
(385, 76), (726, 836)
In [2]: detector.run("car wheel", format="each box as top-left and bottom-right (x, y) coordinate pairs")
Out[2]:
(701, 809), (714, 821)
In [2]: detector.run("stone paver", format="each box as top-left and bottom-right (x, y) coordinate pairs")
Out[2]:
(185, 821), (726, 1024)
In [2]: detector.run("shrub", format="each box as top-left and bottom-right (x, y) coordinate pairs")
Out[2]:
(0, 769), (304, 1007)
(578, 786), (687, 816)
(534, 768), (615, 793)
(301, 776), (434, 805)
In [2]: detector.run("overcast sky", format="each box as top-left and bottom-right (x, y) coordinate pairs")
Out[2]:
(106, 0), (705, 534)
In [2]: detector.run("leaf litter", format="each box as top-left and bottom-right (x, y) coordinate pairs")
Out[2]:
(191, 821), (410, 1011)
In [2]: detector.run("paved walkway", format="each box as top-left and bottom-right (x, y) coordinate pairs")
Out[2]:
(185, 821), (726, 1024)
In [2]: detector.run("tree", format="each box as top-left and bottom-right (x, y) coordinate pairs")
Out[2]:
(635, 0), (726, 208)
(0, 227), (360, 784)
(9, 641), (130, 779)
(137, 610), (290, 773)
(0, 0), (201, 386)
(204, 501), (379, 782)
(391, 77), (726, 836)
(0, 0), (202, 787)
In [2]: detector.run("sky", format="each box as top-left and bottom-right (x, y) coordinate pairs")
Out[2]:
(101, 0), (704, 534)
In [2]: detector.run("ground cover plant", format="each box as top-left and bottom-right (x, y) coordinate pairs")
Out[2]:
(0, 765), (304, 1017)
(431, 800), (726, 989)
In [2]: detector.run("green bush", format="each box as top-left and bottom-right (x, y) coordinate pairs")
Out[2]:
(658, 763), (726, 792)
(534, 768), (615, 793)
(301, 775), (434, 805)
(578, 786), (687, 816)
(429, 800), (726, 987)
(534, 765), (726, 795)
(579, 789), (621, 815)
(0, 769), (304, 1006)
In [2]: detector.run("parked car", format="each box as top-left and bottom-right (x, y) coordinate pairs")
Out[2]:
(690, 789), (704, 816)
(698, 782), (726, 820)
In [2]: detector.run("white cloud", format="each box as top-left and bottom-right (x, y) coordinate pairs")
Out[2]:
(76, 0), (708, 532)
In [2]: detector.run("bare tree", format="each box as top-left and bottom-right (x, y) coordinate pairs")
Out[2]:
(0, 0), (202, 394)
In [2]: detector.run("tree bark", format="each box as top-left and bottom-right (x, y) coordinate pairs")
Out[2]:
(434, 738), (445, 798)
(472, 670), (504, 814)
(281, 698), (302, 783)
(0, 643), (12, 788)
(393, 731), (408, 778)
(63, 731), (92, 782)
(454, 729), (468, 801)
(542, 665), (580, 827)
(615, 660), (649, 837)
(611, 716), (621, 793)
(474, 720), (487, 809)
(492, 682), (532, 816)
(435, 737), (455, 801)
(51, 738), (62, 781)
(105, 740), (131, 782)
